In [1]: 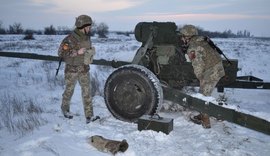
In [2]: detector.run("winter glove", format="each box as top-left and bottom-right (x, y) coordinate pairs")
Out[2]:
(84, 46), (95, 65)
(88, 135), (128, 155)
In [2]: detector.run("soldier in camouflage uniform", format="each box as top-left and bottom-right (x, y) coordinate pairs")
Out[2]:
(180, 25), (225, 128)
(180, 25), (225, 96)
(58, 15), (99, 124)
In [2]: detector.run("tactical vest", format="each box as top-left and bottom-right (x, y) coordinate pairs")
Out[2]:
(64, 29), (92, 66)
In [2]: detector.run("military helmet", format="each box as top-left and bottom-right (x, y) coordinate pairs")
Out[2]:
(75, 15), (92, 29)
(180, 25), (198, 37)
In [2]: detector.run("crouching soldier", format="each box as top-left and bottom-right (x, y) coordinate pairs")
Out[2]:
(179, 25), (225, 128)
(58, 14), (99, 124)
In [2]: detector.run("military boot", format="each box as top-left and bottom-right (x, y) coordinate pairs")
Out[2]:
(190, 113), (211, 129)
(86, 116), (100, 124)
(63, 111), (73, 119)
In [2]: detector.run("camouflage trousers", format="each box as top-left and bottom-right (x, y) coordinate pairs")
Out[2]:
(199, 62), (225, 96)
(61, 71), (93, 118)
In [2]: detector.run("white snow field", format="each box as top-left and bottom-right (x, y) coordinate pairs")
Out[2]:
(0, 34), (269, 156)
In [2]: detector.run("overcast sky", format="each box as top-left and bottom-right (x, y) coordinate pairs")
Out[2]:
(1, 0), (270, 37)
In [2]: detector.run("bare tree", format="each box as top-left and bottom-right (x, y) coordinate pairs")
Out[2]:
(23, 29), (35, 40)
(44, 25), (56, 35)
(9, 22), (24, 34)
(0, 21), (6, 34)
(96, 22), (109, 38)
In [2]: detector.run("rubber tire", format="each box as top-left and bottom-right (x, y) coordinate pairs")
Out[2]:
(104, 65), (163, 122)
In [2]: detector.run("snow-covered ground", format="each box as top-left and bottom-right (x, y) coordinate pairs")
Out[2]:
(0, 34), (269, 156)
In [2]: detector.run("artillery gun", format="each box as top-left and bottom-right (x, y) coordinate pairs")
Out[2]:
(0, 22), (270, 135)
(104, 22), (266, 116)
(103, 22), (270, 134)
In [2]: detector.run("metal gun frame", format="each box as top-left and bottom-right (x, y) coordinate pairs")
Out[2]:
(1, 51), (270, 135)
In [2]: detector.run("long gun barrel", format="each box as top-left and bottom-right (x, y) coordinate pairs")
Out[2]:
(0, 51), (130, 68)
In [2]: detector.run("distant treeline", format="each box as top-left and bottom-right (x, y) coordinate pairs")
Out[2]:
(197, 27), (252, 38)
(0, 21), (252, 38)
(0, 21), (109, 38)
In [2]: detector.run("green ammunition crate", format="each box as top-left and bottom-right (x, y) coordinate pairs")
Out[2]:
(138, 115), (173, 135)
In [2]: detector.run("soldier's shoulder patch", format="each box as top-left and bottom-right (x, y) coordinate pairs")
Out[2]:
(62, 43), (69, 51)
(62, 43), (70, 51)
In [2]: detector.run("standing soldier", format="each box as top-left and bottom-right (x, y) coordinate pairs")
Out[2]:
(58, 14), (99, 124)
(180, 24), (225, 128)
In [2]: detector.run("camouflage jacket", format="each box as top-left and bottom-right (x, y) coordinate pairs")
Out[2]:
(58, 28), (92, 73)
(187, 36), (224, 80)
